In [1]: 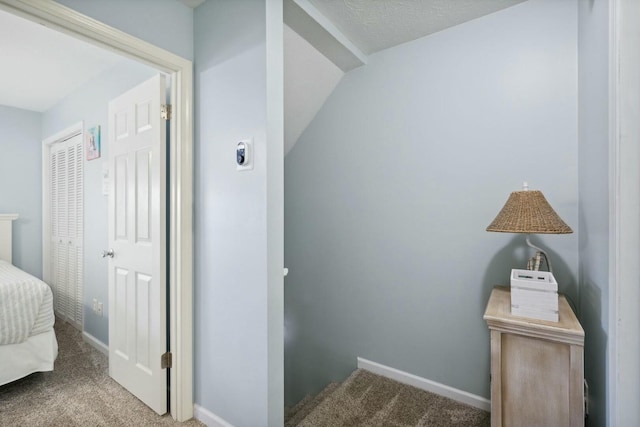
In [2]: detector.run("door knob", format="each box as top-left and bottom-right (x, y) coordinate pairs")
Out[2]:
(102, 249), (115, 258)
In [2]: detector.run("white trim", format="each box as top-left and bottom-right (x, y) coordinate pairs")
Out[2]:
(357, 357), (491, 412)
(3, 0), (195, 421)
(610, 0), (640, 424)
(608, 0), (620, 425)
(42, 121), (84, 146)
(82, 331), (109, 356)
(194, 404), (235, 427)
(0, 214), (19, 264)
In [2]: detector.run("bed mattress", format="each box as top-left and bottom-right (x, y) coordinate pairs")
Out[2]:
(0, 260), (55, 345)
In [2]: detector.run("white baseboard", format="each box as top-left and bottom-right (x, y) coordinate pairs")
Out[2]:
(82, 331), (108, 356)
(194, 404), (234, 427)
(357, 357), (491, 412)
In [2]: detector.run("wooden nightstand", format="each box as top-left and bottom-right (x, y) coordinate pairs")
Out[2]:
(484, 287), (584, 427)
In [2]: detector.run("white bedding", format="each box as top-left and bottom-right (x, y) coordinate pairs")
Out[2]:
(0, 260), (58, 386)
(0, 260), (55, 345)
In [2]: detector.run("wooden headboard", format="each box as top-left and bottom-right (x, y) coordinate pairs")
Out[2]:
(0, 214), (19, 263)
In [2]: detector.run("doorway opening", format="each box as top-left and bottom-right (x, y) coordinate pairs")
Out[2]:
(1, 1), (194, 421)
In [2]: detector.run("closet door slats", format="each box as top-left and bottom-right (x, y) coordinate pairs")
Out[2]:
(49, 136), (83, 327)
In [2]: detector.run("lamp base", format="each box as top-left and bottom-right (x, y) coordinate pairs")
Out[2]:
(527, 251), (550, 271)
(525, 235), (552, 272)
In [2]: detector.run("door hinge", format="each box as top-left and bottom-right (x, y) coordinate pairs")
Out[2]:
(161, 351), (172, 369)
(161, 104), (172, 121)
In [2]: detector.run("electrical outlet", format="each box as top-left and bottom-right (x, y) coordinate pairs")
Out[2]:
(92, 298), (98, 313)
(97, 302), (103, 317)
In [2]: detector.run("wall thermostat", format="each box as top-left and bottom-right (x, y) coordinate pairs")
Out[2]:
(236, 139), (253, 171)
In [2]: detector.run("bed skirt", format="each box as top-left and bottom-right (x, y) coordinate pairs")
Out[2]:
(0, 329), (58, 386)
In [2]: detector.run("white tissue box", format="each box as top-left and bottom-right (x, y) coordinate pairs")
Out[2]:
(510, 269), (559, 322)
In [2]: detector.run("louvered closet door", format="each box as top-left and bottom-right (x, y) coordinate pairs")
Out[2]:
(51, 144), (69, 319)
(50, 134), (83, 327)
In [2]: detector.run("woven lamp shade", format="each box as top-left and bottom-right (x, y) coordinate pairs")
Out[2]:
(486, 190), (573, 234)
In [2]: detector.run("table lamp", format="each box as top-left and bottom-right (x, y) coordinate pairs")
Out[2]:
(486, 182), (572, 272)
(486, 183), (572, 322)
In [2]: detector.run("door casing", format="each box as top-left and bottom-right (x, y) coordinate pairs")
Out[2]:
(608, 0), (640, 424)
(11, 0), (195, 420)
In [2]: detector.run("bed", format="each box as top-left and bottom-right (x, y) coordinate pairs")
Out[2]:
(0, 214), (58, 386)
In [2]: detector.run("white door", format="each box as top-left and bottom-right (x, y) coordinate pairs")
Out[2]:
(107, 74), (167, 415)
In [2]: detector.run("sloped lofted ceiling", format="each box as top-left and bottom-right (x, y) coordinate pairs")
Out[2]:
(284, 0), (528, 154)
(284, 24), (344, 155)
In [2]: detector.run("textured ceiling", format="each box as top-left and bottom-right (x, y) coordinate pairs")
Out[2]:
(306, 0), (527, 54)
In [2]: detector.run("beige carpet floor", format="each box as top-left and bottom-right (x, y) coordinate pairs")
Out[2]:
(287, 369), (490, 427)
(2, 320), (489, 426)
(0, 319), (203, 426)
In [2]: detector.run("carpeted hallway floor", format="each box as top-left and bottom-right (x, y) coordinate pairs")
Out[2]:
(286, 369), (490, 427)
(2, 319), (490, 426)
(0, 319), (203, 426)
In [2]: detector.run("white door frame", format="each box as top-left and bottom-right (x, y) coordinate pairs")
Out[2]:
(609, 0), (640, 425)
(2, 0), (194, 421)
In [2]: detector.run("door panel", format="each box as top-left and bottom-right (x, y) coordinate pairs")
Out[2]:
(135, 149), (152, 243)
(108, 74), (167, 415)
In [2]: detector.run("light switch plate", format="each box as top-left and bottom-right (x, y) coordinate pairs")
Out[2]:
(102, 162), (109, 195)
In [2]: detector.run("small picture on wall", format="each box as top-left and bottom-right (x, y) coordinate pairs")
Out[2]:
(86, 126), (101, 161)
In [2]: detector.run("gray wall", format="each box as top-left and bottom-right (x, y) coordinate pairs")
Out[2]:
(23, 2), (286, 424)
(578, 1), (610, 425)
(42, 60), (158, 344)
(55, 0), (193, 61)
(284, 0), (579, 405)
(194, 1), (284, 425)
(0, 106), (42, 278)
